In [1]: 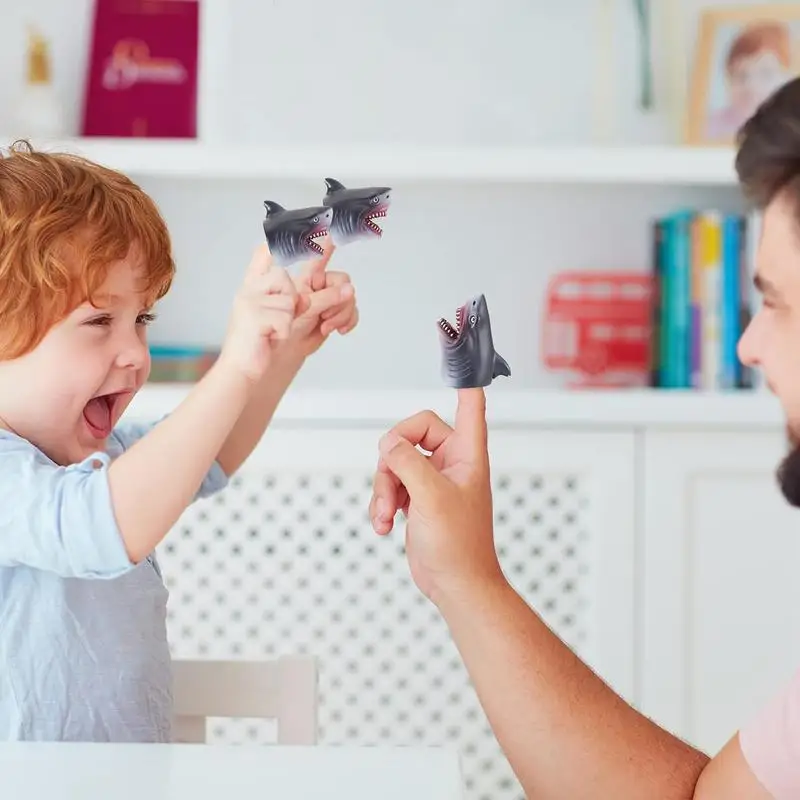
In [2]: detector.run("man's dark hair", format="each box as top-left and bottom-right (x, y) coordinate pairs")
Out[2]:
(735, 76), (800, 507)
(735, 76), (800, 209)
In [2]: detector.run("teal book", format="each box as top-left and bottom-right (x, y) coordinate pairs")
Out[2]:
(662, 210), (693, 388)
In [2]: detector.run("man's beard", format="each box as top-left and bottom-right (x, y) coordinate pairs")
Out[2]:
(777, 425), (800, 506)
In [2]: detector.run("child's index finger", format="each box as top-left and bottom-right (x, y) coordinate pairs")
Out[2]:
(299, 238), (335, 290)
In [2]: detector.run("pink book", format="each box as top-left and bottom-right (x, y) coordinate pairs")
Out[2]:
(80, 0), (199, 138)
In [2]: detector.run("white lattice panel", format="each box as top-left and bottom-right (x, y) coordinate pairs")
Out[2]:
(157, 427), (636, 800)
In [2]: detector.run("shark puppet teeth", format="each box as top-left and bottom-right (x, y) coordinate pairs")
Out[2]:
(437, 305), (464, 340)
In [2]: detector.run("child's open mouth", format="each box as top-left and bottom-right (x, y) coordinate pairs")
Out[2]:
(83, 392), (127, 439)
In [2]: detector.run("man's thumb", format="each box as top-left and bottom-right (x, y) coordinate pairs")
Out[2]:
(379, 433), (436, 492)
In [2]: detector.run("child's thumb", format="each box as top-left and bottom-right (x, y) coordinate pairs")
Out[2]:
(378, 433), (439, 497)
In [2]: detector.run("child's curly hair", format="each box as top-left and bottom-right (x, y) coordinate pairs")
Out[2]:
(0, 140), (175, 359)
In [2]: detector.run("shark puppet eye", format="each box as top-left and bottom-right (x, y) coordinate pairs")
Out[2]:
(312, 216), (319, 223)
(469, 314), (477, 325)
(371, 196), (380, 204)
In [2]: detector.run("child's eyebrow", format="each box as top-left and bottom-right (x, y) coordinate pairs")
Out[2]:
(91, 292), (147, 306)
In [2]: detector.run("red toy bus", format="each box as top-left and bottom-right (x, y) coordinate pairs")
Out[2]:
(541, 271), (653, 386)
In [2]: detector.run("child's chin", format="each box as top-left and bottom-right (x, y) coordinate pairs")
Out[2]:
(75, 426), (109, 460)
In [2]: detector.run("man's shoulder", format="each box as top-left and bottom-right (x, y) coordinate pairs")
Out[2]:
(739, 666), (800, 798)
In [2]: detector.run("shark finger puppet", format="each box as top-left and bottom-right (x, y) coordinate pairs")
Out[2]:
(262, 201), (333, 266)
(322, 178), (392, 247)
(437, 294), (511, 389)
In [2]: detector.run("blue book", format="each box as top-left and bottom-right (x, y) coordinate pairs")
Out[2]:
(662, 210), (694, 388)
(720, 215), (742, 388)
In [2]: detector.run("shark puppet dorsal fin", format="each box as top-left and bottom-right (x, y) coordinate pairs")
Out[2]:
(263, 200), (285, 217)
(492, 351), (511, 379)
(323, 177), (345, 195)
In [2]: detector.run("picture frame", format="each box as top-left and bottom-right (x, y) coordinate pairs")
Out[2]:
(686, 3), (800, 146)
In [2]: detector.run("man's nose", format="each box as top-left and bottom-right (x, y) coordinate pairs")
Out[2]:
(737, 315), (760, 367)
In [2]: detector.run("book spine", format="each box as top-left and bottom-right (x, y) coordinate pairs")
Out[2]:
(670, 212), (692, 388)
(659, 217), (673, 386)
(650, 219), (664, 386)
(699, 211), (722, 390)
(689, 215), (703, 388)
(720, 214), (741, 389)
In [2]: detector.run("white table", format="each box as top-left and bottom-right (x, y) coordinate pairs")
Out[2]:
(0, 742), (463, 799)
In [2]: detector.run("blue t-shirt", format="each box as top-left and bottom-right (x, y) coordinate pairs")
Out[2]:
(0, 421), (228, 741)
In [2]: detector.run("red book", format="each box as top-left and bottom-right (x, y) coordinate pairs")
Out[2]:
(81, 0), (199, 138)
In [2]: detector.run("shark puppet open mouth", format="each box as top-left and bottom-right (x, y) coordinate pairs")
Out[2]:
(322, 178), (392, 246)
(438, 294), (511, 389)
(262, 200), (332, 266)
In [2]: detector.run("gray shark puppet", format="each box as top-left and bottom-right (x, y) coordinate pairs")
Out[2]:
(262, 200), (332, 266)
(438, 294), (511, 389)
(322, 178), (391, 246)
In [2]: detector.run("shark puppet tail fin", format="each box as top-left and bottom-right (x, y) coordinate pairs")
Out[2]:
(492, 351), (511, 379)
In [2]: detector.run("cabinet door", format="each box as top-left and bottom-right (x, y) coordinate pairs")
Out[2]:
(640, 428), (800, 755)
(157, 425), (636, 800)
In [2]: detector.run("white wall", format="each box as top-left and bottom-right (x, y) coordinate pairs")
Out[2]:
(0, 0), (762, 389)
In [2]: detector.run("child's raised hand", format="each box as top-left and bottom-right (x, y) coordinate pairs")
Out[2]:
(219, 245), (300, 383)
(289, 240), (359, 357)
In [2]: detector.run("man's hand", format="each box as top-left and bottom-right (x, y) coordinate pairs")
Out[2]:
(369, 388), (504, 603)
(368, 393), (774, 800)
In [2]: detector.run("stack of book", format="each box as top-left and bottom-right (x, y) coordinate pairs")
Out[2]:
(148, 345), (218, 383)
(649, 208), (762, 390)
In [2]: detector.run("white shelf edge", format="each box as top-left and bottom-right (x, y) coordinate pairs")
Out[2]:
(0, 137), (739, 184)
(122, 385), (782, 428)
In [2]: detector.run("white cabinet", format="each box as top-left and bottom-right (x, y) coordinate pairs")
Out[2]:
(639, 427), (800, 755)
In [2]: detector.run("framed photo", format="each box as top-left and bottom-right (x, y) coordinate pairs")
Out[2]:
(686, 4), (800, 145)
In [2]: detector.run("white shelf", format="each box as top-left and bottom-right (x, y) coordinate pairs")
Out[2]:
(2, 137), (740, 185)
(122, 385), (782, 428)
